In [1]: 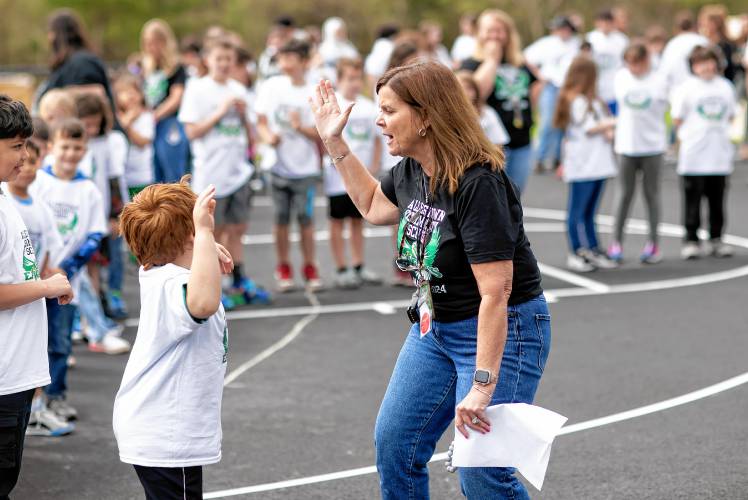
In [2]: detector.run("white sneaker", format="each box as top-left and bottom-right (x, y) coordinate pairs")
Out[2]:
(567, 253), (596, 272)
(89, 332), (131, 355)
(707, 239), (734, 258)
(334, 269), (361, 289)
(27, 408), (75, 437)
(581, 248), (618, 269)
(356, 267), (382, 285)
(680, 242), (701, 260)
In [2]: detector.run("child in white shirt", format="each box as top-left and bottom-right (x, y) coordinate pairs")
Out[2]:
(325, 59), (382, 289)
(30, 118), (109, 420)
(114, 74), (155, 198)
(0, 95), (73, 498)
(114, 180), (233, 499)
(671, 46), (736, 259)
(179, 38), (268, 309)
(608, 43), (669, 264)
(553, 56), (618, 272)
(256, 39), (323, 292)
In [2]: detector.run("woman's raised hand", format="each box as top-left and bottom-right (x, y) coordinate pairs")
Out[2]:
(308, 80), (354, 144)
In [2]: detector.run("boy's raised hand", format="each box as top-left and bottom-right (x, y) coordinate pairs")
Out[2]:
(193, 185), (217, 234)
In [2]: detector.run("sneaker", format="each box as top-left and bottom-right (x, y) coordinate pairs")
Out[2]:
(26, 409), (75, 437)
(356, 267), (382, 285)
(582, 248), (618, 269)
(221, 292), (239, 311)
(238, 277), (272, 305)
(66, 355), (77, 368)
(71, 330), (85, 344)
(303, 264), (323, 291)
(707, 239), (734, 258)
(534, 161), (545, 174)
(275, 263), (294, 293)
(88, 332), (131, 355)
(105, 290), (128, 320)
(607, 241), (623, 263)
(390, 269), (413, 287)
(47, 398), (78, 421)
(334, 269), (361, 289)
(640, 242), (662, 264)
(567, 252), (596, 272)
(681, 242), (701, 260)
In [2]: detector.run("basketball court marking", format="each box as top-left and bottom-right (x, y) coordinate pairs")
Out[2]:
(204, 370), (748, 498)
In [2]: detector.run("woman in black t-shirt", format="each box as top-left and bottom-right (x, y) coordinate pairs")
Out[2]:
(139, 19), (190, 183)
(41, 9), (117, 117)
(460, 9), (536, 194)
(310, 61), (550, 499)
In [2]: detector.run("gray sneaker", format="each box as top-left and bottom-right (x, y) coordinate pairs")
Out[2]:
(680, 242), (701, 260)
(27, 409), (75, 437)
(47, 398), (78, 421)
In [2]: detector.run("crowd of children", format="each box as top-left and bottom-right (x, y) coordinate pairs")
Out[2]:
(1, 4), (748, 498)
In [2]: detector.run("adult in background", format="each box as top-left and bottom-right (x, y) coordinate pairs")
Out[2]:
(450, 13), (478, 66)
(309, 61), (550, 499)
(41, 9), (116, 114)
(524, 15), (580, 174)
(660, 11), (709, 96)
(461, 9), (537, 193)
(140, 19), (190, 183)
(586, 9), (628, 115)
(365, 24), (401, 93)
(699, 6), (738, 82)
(319, 17), (359, 70)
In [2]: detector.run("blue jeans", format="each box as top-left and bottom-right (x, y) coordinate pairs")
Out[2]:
(154, 115), (190, 183)
(535, 84), (563, 166)
(78, 271), (116, 342)
(504, 145), (532, 194)
(107, 235), (124, 293)
(567, 179), (606, 252)
(375, 294), (551, 499)
(45, 300), (75, 399)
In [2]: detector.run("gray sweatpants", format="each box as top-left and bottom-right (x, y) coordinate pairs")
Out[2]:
(612, 154), (663, 245)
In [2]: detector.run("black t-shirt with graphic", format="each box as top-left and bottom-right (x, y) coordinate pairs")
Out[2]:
(381, 158), (543, 322)
(144, 65), (188, 117)
(460, 59), (537, 149)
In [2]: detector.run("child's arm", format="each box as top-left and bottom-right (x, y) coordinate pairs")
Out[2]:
(256, 114), (281, 146)
(289, 110), (320, 143)
(0, 274), (73, 310)
(185, 186), (221, 319)
(183, 97), (237, 141)
(586, 117), (616, 136)
(59, 232), (103, 278)
(121, 113), (153, 147)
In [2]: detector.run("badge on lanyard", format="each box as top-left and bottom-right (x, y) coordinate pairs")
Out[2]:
(417, 279), (434, 337)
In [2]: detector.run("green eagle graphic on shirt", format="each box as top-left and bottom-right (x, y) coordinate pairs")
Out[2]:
(396, 216), (442, 281)
(23, 254), (40, 281)
(58, 213), (79, 237)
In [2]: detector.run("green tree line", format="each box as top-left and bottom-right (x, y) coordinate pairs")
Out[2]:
(0, 0), (746, 68)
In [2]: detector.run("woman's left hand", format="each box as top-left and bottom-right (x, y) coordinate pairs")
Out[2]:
(455, 386), (493, 438)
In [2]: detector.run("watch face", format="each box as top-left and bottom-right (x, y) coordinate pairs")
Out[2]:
(474, 370), (490, 384)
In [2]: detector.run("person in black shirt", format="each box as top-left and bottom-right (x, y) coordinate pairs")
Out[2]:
(460, 9), (537, 193)
(140, 19), (191, 183)
(309, 61), (550, 499)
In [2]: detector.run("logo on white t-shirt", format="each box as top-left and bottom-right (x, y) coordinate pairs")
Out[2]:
(696, 97), (728, 121)
(623, 90), (652, 110)
(20, 229), (39, 281)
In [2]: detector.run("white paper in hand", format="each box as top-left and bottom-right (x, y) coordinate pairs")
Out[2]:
(451, 403), (567, 490)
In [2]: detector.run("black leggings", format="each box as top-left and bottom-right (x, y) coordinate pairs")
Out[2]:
(134, 465), (203, 500)
(681, 175), (728, 242)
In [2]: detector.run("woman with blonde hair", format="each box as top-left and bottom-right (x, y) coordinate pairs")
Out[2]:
(140, 18), (190, 183)
(460, 9), (537, 193)
(310, 60), (550, 499)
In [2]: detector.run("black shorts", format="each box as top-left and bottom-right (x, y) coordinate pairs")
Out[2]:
(328, 194), (362, 220)
(134, 464), (203, 500)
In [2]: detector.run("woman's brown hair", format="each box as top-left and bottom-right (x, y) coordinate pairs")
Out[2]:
(553, 55), (599, 130)
(376, 61), (504, 195)
(48, 9), (93, 70)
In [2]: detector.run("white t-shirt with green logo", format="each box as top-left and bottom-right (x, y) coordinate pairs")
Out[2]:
(255, 75), (320, 179)
(0, 190), (50, 396)
(4, 191), (64, 269)
(178, 76), (254, 197)
(614, 68), (668, 156)
(324, 94), (378, 196)
(30, 167), (108, 301)
(113, 263), (228, 467)
(78, 131), (129, 219)
(671, 76), (736, 175)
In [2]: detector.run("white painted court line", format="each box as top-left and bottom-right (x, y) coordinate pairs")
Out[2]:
(204, 370), (748, 498)
(537, 263), (610, 293)
(223, 291), (320, 387)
